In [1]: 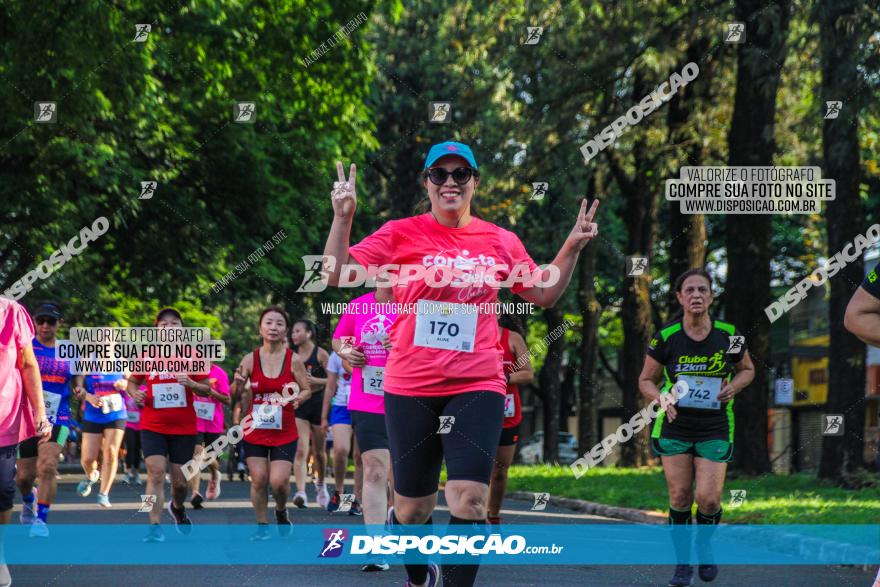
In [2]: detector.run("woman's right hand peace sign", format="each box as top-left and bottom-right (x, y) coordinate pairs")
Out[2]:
(331, 161), (357, 219)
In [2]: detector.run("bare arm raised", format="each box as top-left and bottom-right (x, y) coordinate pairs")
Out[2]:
(322, 162), (365, 287)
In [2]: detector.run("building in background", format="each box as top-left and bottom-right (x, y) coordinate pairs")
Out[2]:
(770, 245), (880, 472)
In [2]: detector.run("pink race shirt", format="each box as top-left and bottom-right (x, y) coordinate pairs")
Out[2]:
(0, 299), (35, 446)
(195, 363), (229, 434)
(349, 214), (538, 397)
(125, 391), (142, 431)
(333, 292), (398, 414)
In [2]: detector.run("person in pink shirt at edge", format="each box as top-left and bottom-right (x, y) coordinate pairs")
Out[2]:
(322, 141), (600, 587)
(1, 299), (50, 587)
(122, 384), (144, 486)
(331, 287), (397, 573)
(189, 362), (230, 507)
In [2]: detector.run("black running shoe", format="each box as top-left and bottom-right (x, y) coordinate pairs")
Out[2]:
(276, 508), (292, 537)
(348, 500), (363, 516)
(668, 564), (693, 587)
(698, 564), (718, 582)
(166, 501), (192, 535)
(191, 493), (204, 510)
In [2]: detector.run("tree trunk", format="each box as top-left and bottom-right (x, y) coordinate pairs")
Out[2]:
(540, 306), (565, 463)
(577, 190), (601, 457)
(726, 0), (791, 474)
(667, 38), (712, 307)
(817, 0), (867, 479)
(607, 71), (657, 467)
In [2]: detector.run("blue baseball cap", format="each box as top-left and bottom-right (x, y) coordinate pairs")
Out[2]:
(424, 141), (478, 170)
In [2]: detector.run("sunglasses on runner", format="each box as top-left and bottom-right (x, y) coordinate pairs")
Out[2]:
(424, 167), (478, 186)
(35, 317), (58, 326)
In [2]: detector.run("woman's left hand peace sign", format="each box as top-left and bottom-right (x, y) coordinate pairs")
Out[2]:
(566, 199), (600, 252)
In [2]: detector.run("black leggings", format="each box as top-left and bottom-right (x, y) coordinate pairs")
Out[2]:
(384, 391), (504, 498)
(124, 427), (142, 470)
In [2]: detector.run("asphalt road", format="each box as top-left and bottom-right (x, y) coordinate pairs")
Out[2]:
(7, 474), (874, 586)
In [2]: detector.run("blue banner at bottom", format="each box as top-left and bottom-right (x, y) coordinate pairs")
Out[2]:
(4, 524), (879, 565)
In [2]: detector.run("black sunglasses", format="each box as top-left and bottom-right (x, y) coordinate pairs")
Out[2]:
(35, 317), (58, 326)
(425, 167), (478, 186)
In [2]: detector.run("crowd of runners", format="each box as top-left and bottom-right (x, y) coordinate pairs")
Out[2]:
(0, 141), (877, 587)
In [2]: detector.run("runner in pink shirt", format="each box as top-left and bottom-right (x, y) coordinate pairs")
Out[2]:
(1, 299), (49, 587)
(332, 288), (397, 573)
(189, 363), (230, 506)
(122, 386), (144, 486)
(322, 141), (599, 587)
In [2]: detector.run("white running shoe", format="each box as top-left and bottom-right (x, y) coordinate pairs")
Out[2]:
(29, 518), (49, 538)
(315, 483), (330, 509)
(76, 470), (100, 497)
(97, 493), (112, 508)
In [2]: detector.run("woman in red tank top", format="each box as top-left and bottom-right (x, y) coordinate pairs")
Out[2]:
(487, 317), (533, 525)
(229, 307), (311, 539)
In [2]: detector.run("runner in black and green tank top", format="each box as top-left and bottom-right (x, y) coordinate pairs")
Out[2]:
(638, 269), (755, 587)
(648, 317), (744, 449)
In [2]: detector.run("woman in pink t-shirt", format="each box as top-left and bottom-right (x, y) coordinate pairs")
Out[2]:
(189, 363), (230, 506)
(323, 141), (599, 587)
(0, 299), (49, 586)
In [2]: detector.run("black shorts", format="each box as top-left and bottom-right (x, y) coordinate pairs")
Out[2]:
(81, 419), (127, 434)
(197, 432), (223, 446)
(141, 429), (198, 465)
(384, 390), (504, 498)
(295, 391), (324, 426)
(499, 424), (521, 447)
(242, 440), (298, 462)
(17, 424), (70, 459)
(350, 410), (389, 452)
(0, 444), (17, 512)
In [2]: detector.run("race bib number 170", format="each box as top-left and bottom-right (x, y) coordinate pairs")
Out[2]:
(413, 300), (477, 353)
